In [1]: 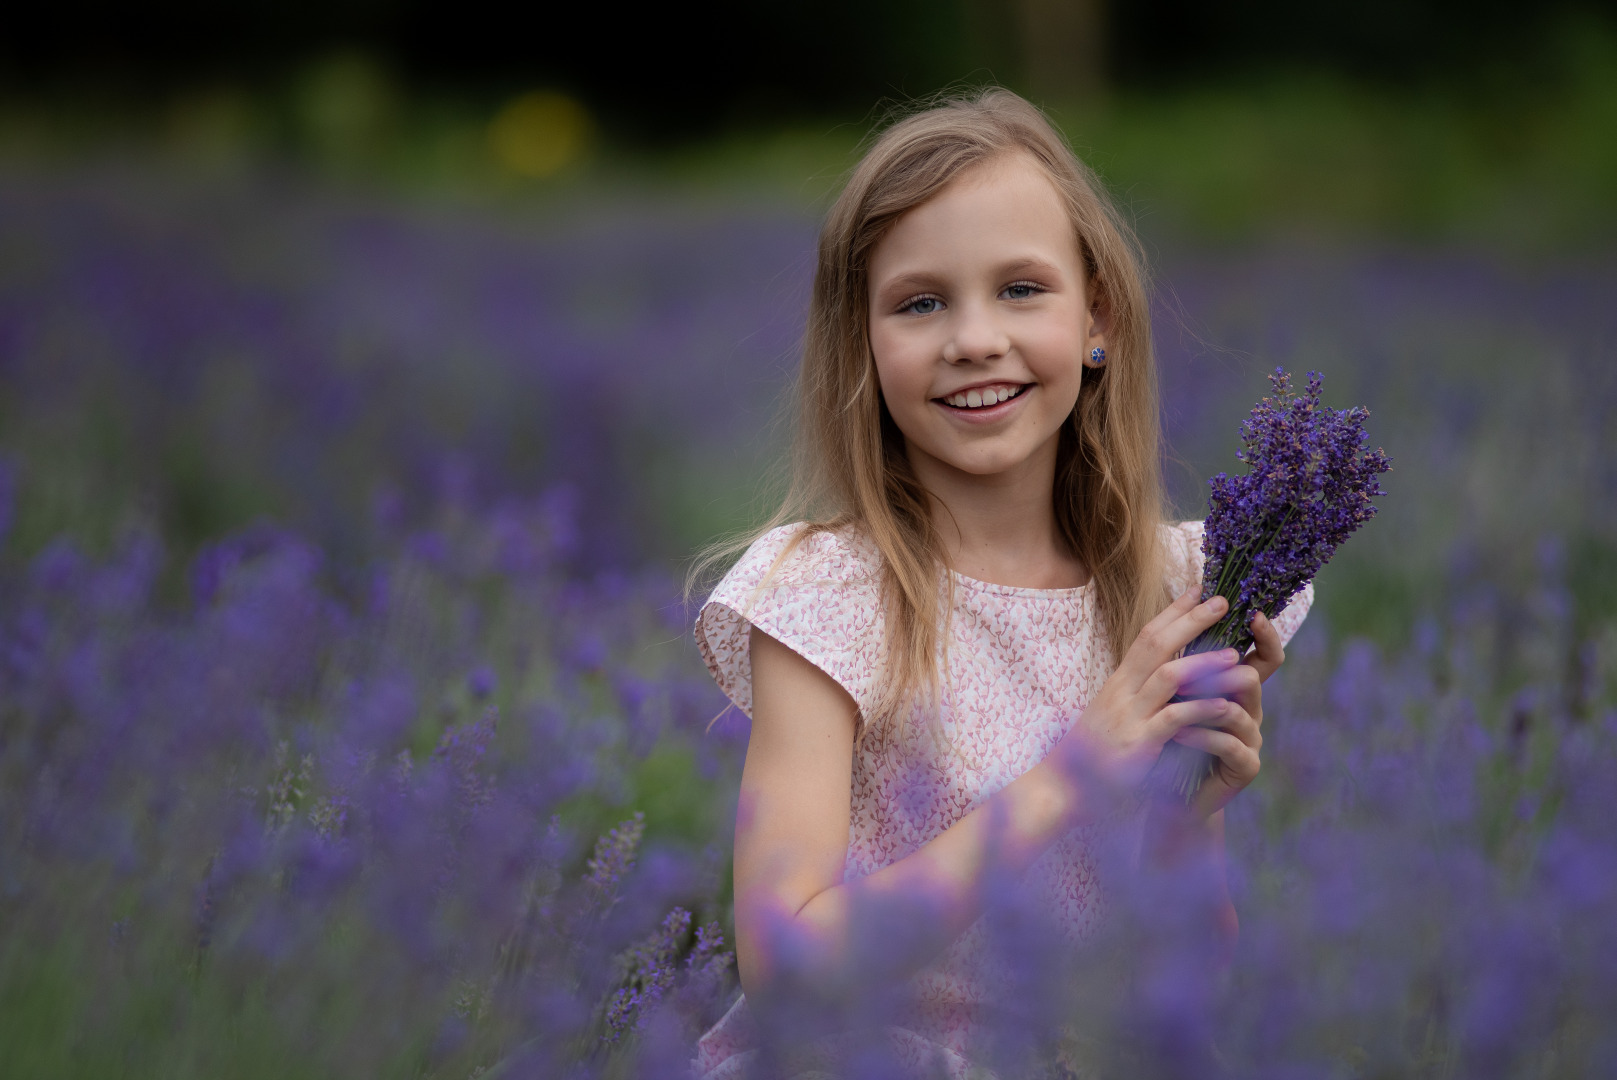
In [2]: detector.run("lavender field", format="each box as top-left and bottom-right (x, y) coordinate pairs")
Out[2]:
(3, 160), (1617, 1077)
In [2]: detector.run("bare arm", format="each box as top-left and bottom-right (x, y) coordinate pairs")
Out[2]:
(734, 588), (1268, 999)
(735, 625), (1085, 997)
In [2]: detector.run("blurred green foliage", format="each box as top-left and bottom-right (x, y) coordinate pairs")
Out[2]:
(2, 26), (1616, 247)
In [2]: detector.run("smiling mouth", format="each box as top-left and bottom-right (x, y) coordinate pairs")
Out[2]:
(937, 384), (1028, 410)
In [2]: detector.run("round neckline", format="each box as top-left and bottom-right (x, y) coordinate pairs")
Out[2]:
(948, 568), (1092, 598)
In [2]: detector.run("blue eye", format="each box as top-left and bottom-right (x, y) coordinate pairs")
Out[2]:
(1004, 282), (1039, 300)
(904, 296), (942, 315)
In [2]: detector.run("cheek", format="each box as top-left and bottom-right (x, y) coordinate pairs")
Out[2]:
(869, 329), (930, 404)
(1023, 320), (1087, 385)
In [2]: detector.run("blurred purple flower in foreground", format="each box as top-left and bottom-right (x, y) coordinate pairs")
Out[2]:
(2, 169), (1614, 1078)
(1162, 368), (1391, 799)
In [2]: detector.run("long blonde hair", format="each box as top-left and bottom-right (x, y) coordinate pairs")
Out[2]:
(697, 88), (1166, 744)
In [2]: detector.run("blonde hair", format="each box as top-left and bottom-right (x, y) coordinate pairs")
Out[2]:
(696, 88), (1166, 745)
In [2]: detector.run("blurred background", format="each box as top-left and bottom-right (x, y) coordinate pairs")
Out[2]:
(4, 0), (1617, 628)
(4, 5), (1617, 1073)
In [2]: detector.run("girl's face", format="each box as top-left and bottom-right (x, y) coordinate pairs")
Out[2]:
(867, 152), (1104, 487)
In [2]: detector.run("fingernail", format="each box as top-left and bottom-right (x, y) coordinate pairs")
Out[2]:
(1223, 649), (1239, 662)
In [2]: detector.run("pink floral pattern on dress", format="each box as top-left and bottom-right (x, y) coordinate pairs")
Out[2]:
(692, 521), (1312, 1077)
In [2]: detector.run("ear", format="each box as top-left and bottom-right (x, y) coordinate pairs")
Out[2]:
(1082, 282), (1112, 367)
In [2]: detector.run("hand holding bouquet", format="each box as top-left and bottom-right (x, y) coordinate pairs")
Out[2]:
(1157, 368), (1391, 801)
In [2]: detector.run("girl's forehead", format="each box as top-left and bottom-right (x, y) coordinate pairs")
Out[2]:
(915, 153), (1063, 218)
(951, 150), (1058, 194)
(871, 154), (1079, 272)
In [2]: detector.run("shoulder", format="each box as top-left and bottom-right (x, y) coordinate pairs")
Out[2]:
(709, 522), (881, 608)
(1159, 519), (1206, 596)
(695, 523), (885, 720)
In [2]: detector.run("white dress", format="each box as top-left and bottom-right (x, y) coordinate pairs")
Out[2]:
(692, 521), (1313, 1077)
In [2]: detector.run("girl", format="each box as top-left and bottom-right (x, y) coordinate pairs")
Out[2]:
(691, 89), (1311, 1077)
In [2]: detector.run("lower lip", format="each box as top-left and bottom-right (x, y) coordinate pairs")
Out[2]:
(933, 388), (1030, 424)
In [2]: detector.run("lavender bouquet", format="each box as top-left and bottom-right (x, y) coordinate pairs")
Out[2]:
(1157, 368), (1390, 801)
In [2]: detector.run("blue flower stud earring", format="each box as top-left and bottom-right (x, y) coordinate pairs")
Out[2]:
(1090, 347), (1106, 366)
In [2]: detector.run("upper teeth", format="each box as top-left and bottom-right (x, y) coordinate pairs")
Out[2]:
(947, 385), (1022, 409)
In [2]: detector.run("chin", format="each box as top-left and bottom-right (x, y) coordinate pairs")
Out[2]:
(946, 452), (1034, 477)
(913, 433), (1053, 480)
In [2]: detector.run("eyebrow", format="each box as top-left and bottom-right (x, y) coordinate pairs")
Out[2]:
(873, 257), (1068, 297)
(995, 256), (1066, 279)
(875, 271), (945, 296)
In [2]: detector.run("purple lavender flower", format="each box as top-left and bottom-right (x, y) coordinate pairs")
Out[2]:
(583, 812), (646, 909)
(468, 664), (497, 700)
(1160, 368), (1390, 799)
(0, 456), (15, 547)
(602, 906), (691, 1043)
(4, 162), (1613, 1079)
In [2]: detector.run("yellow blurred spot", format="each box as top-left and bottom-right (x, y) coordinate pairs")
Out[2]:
(488, 91), (592, 178)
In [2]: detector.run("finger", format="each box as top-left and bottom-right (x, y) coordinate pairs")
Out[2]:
(1168, 694), (1261, 751)
(1121, 588), (1201, 675)
(1151, 695), (1238, 743)
(1243, 611), (1286, 683)
(1196, 704), (1262, 752)
(1177, 661), (1258, 699)
(1171, 726), (1261, 786)
(1144, 648), (1241, 706)
(1122, 592), (1230, 688)
(1148, 587), (1203, 633)
(1177, 664), (1263, 720)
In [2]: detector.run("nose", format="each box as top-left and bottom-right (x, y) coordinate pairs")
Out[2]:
(943, 299), (1009, 364)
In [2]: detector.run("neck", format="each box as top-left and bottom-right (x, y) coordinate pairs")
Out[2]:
(907, 441), (1089, 590)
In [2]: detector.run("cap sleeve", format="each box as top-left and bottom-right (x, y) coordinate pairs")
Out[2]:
(695, 523), (886, 720)
(1162, 520), (1313, 648)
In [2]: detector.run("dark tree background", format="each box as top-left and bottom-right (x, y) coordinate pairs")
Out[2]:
(6, 0), (1616, 137)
